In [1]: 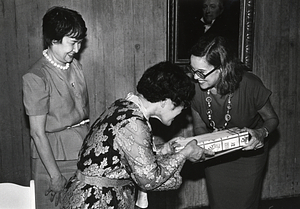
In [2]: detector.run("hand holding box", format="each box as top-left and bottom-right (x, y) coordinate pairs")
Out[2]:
(175, 127), (249, 160)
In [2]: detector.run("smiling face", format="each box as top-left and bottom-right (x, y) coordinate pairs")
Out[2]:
(190, 55), (221, 90)
(50, 36), (83, 65)
(202, 0), (224, 23)
(152, 99), (185, 126)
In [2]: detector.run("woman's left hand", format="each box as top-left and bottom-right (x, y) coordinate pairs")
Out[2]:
(242, 127), (265, 151)
(156, 137), (183, 155)
(159, 140), (180, 155)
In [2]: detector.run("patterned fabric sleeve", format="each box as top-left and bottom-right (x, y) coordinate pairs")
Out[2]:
(114, 117), (186, 191)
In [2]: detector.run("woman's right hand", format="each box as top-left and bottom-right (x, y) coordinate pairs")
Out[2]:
(180, 139), (215, 162)
(45, 174), (67, 206)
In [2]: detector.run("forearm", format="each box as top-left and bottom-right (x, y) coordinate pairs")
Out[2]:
(151, 168), (184, 191)
(257, 100), (279, 137)
(255, 117), (279, 139)
(244, 100), (279, 150)
(29, 115), (62, 178)
(130, 151), (186, 191)
(31, 130), (67, 203)
(31, 132), (61, 178)
(261, 117), (279, 135)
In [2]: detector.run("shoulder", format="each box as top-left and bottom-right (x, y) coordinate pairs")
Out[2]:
(241, 72), (265, 86)
(239, 72), (271, 98)
(101, 99), (148, 132)
(23, 57), (51, 79)
(22, 57), (50, 84)
(114, 99), (145, 119)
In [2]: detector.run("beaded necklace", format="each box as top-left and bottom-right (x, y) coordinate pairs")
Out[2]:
(43, 49), (70, 70)
(206, 89), (233, 131)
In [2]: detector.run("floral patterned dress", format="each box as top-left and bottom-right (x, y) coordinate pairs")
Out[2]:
(61, 95), (187, 209)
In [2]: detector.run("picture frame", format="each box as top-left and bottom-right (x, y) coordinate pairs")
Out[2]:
(167, 0), (255, 69)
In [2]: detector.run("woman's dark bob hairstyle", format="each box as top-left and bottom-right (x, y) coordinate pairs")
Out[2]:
(137, 61), (195, 108)
(42, 6), (87, 48)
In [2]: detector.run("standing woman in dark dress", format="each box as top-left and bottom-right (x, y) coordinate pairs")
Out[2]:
(23, 6), (89, 209)
(188, 35), (279, 209)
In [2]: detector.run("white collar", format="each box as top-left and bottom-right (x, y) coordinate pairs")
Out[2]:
(126, 93), (149, 120)
(200, 17), (215, 25)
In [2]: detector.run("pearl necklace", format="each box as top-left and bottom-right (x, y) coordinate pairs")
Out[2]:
(43, 49), (70, 70)
(206, 89), (233, 131)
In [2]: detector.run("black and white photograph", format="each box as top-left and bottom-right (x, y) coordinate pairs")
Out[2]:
(0, 0), (299, 209)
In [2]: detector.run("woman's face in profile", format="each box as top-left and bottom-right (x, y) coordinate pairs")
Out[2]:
(202, 0), (224, 23)
(152, 99), (184, 126)
(51, 36), (83, 64)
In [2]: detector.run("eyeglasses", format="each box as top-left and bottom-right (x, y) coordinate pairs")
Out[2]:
(186, 65), (219, 79)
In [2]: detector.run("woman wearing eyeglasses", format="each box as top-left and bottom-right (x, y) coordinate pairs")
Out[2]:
(188, 35), (279, 209)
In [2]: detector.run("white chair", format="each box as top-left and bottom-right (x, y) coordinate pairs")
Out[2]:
(0, 180), (35, 209)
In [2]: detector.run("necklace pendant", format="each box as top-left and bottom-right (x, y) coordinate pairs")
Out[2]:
(227, 103), (232, 110)
(209, 121), (216, 128)
(206, 96), (212, 103)
(225, 113), (231, 122)
(206, 91), (233, 131)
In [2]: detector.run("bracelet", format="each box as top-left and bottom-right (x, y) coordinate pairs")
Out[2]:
(263, 127), (269, 138)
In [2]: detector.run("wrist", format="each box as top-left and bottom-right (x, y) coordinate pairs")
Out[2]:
(179, 147), (189, 158)
(262, 127), (269, 138)
(50, 173), (63, 180)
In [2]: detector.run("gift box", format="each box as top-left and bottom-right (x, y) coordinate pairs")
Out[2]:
(175, 127), (249, 153)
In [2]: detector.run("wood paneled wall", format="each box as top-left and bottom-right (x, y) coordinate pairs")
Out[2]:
(253, 0), (300, 199)
(0, 0), (167, 183)
(0, 0), (300, 208)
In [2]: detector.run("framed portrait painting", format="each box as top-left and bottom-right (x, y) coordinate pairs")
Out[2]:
(167, 0), (255, 68)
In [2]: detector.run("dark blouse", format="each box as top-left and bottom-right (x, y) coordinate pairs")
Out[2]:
(191, 72), (271, 131)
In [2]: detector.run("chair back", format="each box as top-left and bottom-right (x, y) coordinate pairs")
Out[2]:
(0, 180), (35, 209)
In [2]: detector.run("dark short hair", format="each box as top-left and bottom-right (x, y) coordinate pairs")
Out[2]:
(42, 6), (87, 48)
(190, 35), (247, 95)
(137, 61), (195, 108)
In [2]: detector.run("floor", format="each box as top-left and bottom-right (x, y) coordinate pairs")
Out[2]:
(258, 196), (300, 209)
(184, 196), (300, 209)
